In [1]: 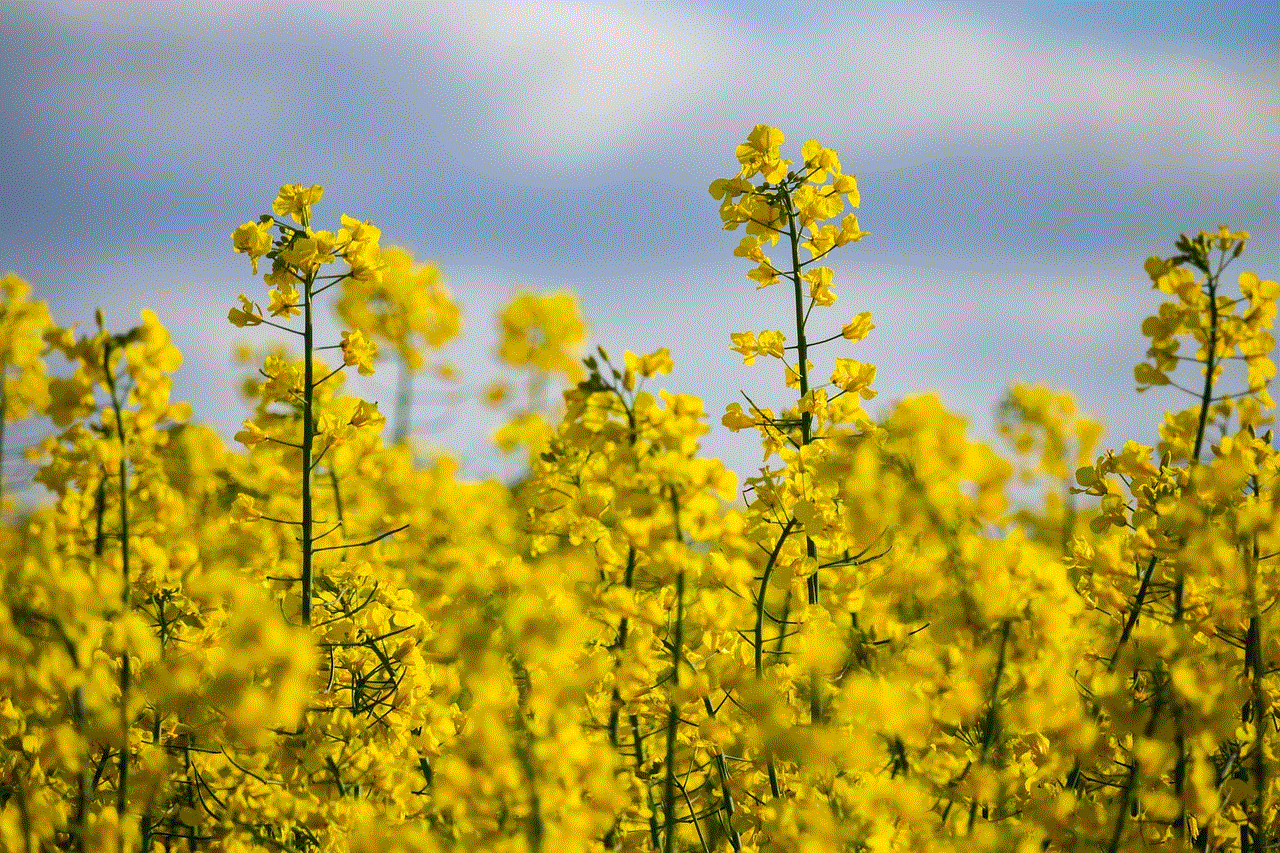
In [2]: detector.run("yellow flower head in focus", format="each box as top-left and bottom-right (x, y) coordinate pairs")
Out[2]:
(804, 267), (837, 307)
(272, 183), (324, 224)
(830, 358), (877, 399)
(338, 215), (385, 283)
(340, 329), (378, 376)
(267, 282), (301, 319)
(714, 127), (867, 295)
(730, 331), (759, 365)
(228, 295), (264, 328)
(841, 312), (875, 342)
(721, 402), (757, 432)
(735, 124), (789, 182)
(801, 139), (841, 182)
(756, 330), (786, 359)
(231, 220), (273, 274)
(278, 231), (338, 275)
(349, 399), (384, 428)
(338, 213), (382, 248)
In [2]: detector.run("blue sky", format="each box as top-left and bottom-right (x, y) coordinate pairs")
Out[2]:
(2, 1), (1278, 486)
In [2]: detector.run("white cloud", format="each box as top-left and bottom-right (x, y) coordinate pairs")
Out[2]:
(376, 3), (738, 172)
(753, 5), (1279, 186)
(329, 2), (1280, 185)
(26, 1), (1278, 187)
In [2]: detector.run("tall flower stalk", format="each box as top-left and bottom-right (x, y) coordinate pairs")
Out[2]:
(713, 126), (874, 727)
(230, 185), (386, 624)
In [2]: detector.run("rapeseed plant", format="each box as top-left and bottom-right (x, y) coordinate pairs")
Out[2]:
(0, 129), (1276, 853)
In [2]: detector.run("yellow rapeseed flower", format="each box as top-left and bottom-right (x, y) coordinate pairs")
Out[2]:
(340, 329), (378, 376)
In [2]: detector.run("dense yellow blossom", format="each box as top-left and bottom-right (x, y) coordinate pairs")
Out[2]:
(340, 329), (378, 376)
(1, 136), (1277, 853)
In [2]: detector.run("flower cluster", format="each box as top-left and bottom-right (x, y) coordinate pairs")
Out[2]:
(1, 131), (1278, 853)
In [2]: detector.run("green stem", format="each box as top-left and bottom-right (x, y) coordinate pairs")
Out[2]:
(773, 590), (792, 660)
(754, 508), (797, 802)
(779, 184), (823, 722)
(779, 185), (812, 448)
(701, 697), (742, 851)
(603, 547), (637, 851)
(663, 488), (687, 853)
(1190, 268), (1220, 464)
(1246, 515), (1266, 853)
(607, 547), (636, 746)
(0, 355), (8, 517)
(1167, 259), (1223, 836)
(662, 567), (685, 853)
(631, 712), (661, 850)
(1109, 555), (1157, 673)
(1106, 684), (1167, 853)
(102, 337), (132, 824)
(755, 517), (798, 677)
(301, 269), (316, 625)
